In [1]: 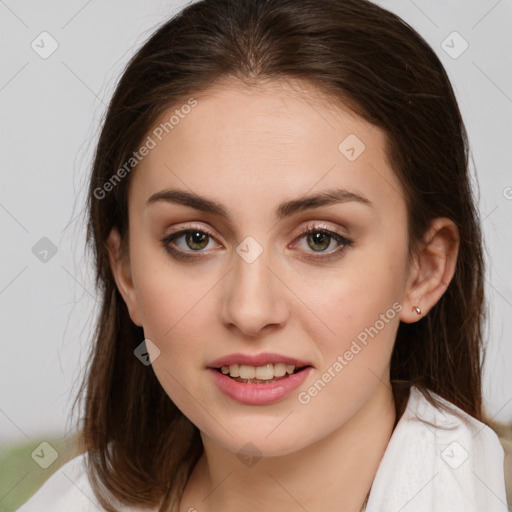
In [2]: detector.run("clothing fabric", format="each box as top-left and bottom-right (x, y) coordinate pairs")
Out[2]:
(17, 386), (508, 511)
(364, 387), (508, 511)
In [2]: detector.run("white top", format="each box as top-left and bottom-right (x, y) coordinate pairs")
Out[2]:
(17, 387), (509, 511)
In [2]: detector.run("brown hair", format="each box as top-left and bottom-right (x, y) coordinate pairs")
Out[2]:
(73, 0), (487, 510)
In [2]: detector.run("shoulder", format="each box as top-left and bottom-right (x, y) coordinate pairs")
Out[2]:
(404, 386), (505, 454)
(15, 452), (145, 512)
(366, 386), (509, 512)
(16, 453), (101, 511)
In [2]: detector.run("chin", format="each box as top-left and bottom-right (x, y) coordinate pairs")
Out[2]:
(201, 420), (316, 458)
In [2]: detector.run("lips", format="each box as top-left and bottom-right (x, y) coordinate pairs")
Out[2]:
(207, 352), (313, 369)
(209, 366), (314, 405)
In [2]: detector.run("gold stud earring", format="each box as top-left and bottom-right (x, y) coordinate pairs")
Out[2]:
(412, 306), (422, 315)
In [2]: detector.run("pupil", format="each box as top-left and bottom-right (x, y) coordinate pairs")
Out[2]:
(308, 232), (330, 251)
(187, 231), (208, 250)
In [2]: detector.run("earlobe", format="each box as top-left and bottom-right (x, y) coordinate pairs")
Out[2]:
(400, 218), (459, 324)
(106, 228), (143, 327)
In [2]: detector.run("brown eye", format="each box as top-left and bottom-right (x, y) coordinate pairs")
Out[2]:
(306, 231), (332, 252)
(185, 231), (210, 250)
(161, 227), (221, 260)
(291, 226), (354, 261)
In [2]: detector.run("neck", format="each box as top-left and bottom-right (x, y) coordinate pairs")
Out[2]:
(180, 384), (396, 512)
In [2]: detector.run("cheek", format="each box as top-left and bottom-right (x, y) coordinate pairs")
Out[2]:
(134, 270), (184, 341)
(296, 243), (406, 371)
(130, 245), (219, 393)
(130, 238), (207, 340)
(293, 274), (402, 419)
(131, 253), (215, 416)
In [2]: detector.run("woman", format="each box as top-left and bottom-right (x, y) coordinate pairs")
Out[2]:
(17, 0), (509, 510)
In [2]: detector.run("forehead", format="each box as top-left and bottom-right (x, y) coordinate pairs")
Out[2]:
(130, 79), (406, 217)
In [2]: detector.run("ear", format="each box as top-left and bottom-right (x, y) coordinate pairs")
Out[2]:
(106, 228), (143, 327)
(400, 217), (459, 324)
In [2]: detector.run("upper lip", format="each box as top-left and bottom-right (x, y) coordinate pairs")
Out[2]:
(207, 352), (313, 369)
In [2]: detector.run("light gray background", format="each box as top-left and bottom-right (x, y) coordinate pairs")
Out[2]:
(1, 0), (511, 445)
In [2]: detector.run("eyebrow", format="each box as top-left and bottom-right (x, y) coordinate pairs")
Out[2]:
(146, 187), (373, 221)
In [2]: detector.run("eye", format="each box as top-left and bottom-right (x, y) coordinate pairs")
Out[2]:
(161, 225), (221, 260)
(291, 223), (353, 260)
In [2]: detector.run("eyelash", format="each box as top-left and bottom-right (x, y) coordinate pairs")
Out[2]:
(160, 222), (353, 262)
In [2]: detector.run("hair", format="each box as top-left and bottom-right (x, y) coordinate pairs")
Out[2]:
(72, 0), (487, 510)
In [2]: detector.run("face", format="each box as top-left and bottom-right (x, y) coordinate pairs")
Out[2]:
(113, 79), (415, 456)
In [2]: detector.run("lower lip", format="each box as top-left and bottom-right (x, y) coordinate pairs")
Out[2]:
(208, 367), (313, 405)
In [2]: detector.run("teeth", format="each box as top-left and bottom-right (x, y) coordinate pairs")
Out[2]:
(239, 365), (256, 379)
(255, 364), (274, 380)
(274, 363), (287, 377)
(220, 363), (297, 380)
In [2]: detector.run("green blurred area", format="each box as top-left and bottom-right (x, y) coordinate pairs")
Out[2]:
(0, 434), (80, 512)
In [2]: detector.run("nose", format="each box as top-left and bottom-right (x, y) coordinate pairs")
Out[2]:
(220, 248), (289, 338)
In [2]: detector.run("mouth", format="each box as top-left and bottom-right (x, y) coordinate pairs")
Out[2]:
(214, 363), (311, 384)
(208, 354), (315, 404)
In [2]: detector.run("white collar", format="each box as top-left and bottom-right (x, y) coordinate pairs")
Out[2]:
(365, 386), (508, 511)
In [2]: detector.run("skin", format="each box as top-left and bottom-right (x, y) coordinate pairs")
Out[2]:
(108, 78), (459, 512)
